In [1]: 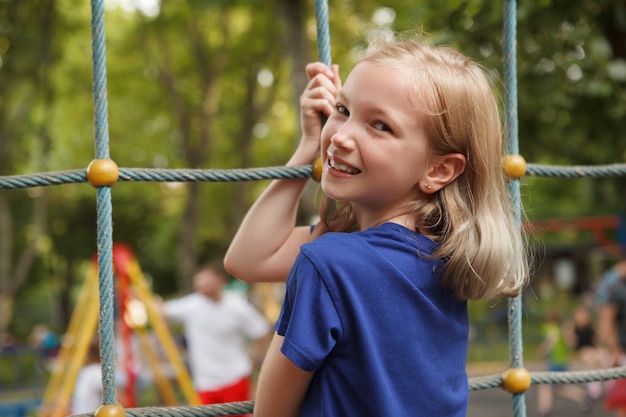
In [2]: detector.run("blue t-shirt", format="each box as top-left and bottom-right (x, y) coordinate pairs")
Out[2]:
(276, 222), (469, 417)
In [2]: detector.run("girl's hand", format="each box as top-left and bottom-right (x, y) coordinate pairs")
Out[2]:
(299, 63), (341, 150)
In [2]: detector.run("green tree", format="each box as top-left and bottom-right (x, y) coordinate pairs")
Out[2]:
(0, 0), (61, 333)
(2, 0), (626, 336)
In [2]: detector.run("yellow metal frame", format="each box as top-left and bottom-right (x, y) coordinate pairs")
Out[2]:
(38, 251), (199, 417)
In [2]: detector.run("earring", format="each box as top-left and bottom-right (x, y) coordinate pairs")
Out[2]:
(424, 183), (432, 190)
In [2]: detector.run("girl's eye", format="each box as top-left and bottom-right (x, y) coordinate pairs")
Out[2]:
(336, 104), (349, 116)
(373, 121), (391, 132)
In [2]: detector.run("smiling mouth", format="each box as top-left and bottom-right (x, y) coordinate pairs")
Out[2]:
(328, 157), (361, 174)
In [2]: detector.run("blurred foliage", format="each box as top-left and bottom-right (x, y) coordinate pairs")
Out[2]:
(0, 0), (624, 337)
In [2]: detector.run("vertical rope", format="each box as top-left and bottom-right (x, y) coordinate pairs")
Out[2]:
(314, 0), (336, 220)
(90, 0), (117, 405)
(96, 188), (116, 405)
(503, 0), (526, 416)
(91, 0), (111, 161)
(315, 0), (332, 67)
(503, 0), (519, 157)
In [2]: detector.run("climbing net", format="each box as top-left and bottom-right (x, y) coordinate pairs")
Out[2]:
(2, 0), (626, 416)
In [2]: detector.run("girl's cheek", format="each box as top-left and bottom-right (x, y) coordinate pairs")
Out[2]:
(320, 124), (334, 149)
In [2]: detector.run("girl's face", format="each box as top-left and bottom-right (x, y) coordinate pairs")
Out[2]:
(320, 60), (432, 229)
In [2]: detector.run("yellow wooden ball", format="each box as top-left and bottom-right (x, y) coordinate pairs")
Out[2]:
(502, 154), (527, 179)
(311, 157), (323, 182)
(94, 403), (125, 417)
(87, 159), (119, 187)
(501, 367), (531, 394)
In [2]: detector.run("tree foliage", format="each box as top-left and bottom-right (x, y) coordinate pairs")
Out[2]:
(0, 0), (624, 336)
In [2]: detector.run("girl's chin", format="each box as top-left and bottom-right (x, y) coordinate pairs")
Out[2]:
(320, 181), (339, 196)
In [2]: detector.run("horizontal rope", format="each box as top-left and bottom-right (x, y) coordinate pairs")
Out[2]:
(119, 166), (312, 183)
(70, 366), (626, 416)
(0, 162), (625, 190)
(469, 365), (626, 391)
(0, 170), (88, 188)
(124, 401), (255, 417)
(526, 163), (626, 178)
(0, 165), (311, 189)
(71, 401), (255, 417)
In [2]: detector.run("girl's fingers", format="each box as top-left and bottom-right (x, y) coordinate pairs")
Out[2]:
(301, 98), (334, 119)
(301, 86), (335, 108)
(331, 64), (341, 89)
(305, 62), (340, 94)
(305, 62), (334, 80)
(301, 78), (337, 119)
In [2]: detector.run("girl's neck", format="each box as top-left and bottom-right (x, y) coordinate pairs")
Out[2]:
(358, 210), (415, 231)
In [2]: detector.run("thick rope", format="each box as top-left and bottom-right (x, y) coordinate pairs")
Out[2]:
(526, 163), (626, 177)
(8, 0), (621, 415)
(1, 163), (625, 190)
(469, 366), (626, 391)
(90, 0), (117, 406)
(315, 0), (332, 67)
(71, 402), (255, 417)
(67, 366), (626, 416)
(503, 1), (526, 416)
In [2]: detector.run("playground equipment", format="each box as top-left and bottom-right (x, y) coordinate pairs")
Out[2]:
(1, 0), (626, 416)
(526, 214), (626, 258)
(38, 243), (199, 417)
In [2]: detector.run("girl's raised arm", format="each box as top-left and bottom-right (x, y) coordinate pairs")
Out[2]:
(224, 63), (340, 283)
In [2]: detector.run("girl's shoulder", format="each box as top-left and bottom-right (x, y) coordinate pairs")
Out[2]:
(302, 223), (436, 264)
(311, 222), (434, 247)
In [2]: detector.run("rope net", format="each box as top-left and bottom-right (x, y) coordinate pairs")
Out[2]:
(2, 0), (624, 416)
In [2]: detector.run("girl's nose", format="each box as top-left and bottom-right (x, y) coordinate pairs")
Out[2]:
(329, 121), (357, 151)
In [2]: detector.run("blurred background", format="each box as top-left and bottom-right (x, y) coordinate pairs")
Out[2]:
(0, 0), (625, 412)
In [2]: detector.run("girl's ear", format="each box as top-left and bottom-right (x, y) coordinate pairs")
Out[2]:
(420, 153), (467, 193)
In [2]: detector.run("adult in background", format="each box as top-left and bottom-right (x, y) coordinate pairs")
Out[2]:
(162, 262), (270, 413)
(597, 259), (626, 417)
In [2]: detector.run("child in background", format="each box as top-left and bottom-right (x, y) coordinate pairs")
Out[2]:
(537, 309), (588, 417)
(71, 337), (103, 415)
(225, 36), (529, 417)
(570, 303), (604, 403)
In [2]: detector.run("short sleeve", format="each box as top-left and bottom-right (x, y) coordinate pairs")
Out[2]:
(275, 253), (343, 372)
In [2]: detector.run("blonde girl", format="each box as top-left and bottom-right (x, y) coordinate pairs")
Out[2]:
(225, 37), (529, 417)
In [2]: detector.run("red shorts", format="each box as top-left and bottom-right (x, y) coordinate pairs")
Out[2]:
(198, 376), (252, 417)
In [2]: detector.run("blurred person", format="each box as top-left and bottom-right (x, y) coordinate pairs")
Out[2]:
(29, 323), (59, 356)
(71, 336), (103, 415)
(596, 260), (626, 310)
(569, 303), (604, 408)
(29, 323), (59, 371)
(537, 309), (588, 417)
(597, 259), (626, 416)
(161, 262), (270, 414)
(0, 331), (17, 354)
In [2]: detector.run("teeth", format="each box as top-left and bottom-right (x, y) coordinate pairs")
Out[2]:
(330, 158), (360, 174)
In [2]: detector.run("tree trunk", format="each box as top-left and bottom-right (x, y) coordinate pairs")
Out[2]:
(0, 0), (56, 333)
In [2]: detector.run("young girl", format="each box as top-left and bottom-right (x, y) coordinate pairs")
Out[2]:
(225, 37), (528, 417)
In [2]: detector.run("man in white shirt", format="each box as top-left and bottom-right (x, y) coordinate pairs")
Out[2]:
(162, 262), (270, 414)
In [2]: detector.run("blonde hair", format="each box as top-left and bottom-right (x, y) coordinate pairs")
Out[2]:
(319, 38), (529, 300)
